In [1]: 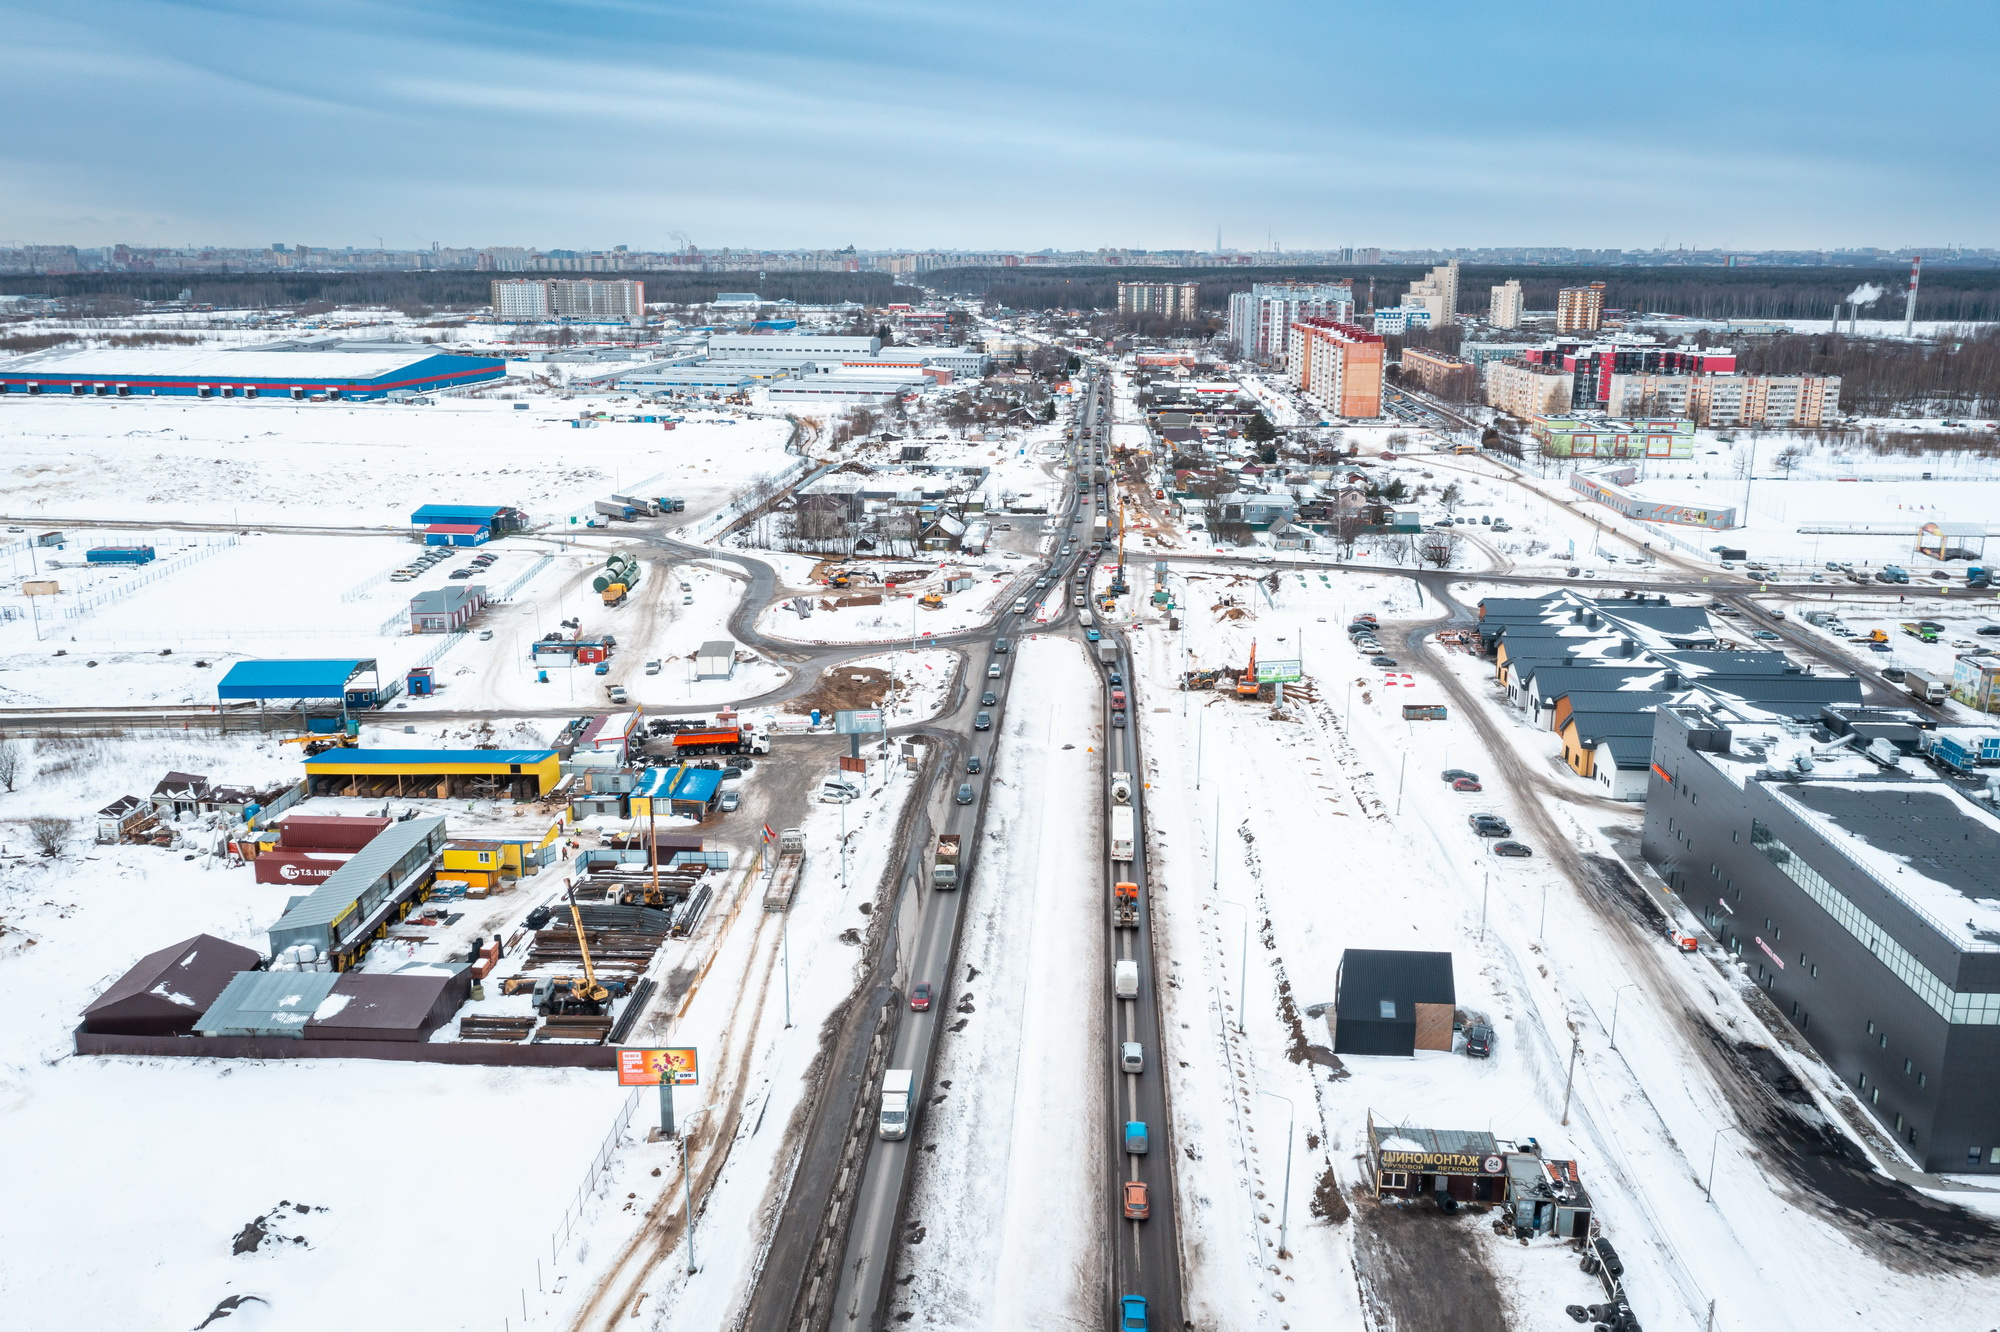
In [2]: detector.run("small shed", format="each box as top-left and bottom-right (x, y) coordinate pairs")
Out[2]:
(95, 794), (152, 844)
(410, 584), (486, 633)
(302, 966), (471, 1042)
(82, 934), (263, 1036)
(194, 970), (340, 1039)
(1333, 949), (1456, 1057)
(696, 640), (737, 680)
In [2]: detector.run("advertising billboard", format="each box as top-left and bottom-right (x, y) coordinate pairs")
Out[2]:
(616, 1047), (700, 1087)
(834, 709), (885, 734)
(1255, 659), (1303, 684)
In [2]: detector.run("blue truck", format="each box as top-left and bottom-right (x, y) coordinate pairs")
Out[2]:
(85, 545), (156, 565)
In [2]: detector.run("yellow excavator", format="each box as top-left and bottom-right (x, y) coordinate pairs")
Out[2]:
(548, 880), (611, 1015)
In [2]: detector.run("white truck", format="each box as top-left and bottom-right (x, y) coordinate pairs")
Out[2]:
(878, 1069), (914, 1140)
(1114, 959), (1139, 999)
(1904, 668), (1948, 706)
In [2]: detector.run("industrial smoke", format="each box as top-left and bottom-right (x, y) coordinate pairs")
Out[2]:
(1846, 283), (1885, 305)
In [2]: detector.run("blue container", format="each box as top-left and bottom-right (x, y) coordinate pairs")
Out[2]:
(85, 545), (157, 565)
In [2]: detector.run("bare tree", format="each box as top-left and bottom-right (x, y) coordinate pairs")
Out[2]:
(0, 740), (19, 793)
(1775, 443), (1807, 474)
(1377, 533), (1414, 566)
(27, 815), (72, 857)
(1417, 531), (1462, 569)
(1330, 507), (1369, 560)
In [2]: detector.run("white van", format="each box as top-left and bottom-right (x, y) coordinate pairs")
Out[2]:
(1114, 959), (1139, 999)
(1012, 597), (1030, 614)
(1079, 608), (1093, 627)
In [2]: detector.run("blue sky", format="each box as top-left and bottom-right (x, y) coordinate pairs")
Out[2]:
(2, 0), (1994, 250)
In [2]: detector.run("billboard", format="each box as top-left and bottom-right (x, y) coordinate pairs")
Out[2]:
(617, 1047), (700, 1087)
(1255, 658), (1303, 684)
(834, 709), (885, 734)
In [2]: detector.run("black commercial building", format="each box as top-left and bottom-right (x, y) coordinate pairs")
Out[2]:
(1333, 949), (1456, 1057)
(1642, 700), (2000, 1174)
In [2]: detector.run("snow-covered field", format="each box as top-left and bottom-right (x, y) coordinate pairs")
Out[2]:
(0, 394), (795, 528)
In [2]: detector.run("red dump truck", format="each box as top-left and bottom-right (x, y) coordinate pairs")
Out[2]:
(670, 726), (771, 756)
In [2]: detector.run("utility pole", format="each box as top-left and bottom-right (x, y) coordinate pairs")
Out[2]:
(1559, 1031), (1581, 1126)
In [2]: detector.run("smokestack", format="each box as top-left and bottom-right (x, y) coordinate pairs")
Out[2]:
(1849, 303), (1857, 336)
(1904, 256), (1922, 337)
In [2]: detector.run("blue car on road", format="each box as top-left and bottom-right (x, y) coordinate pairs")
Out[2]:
(1123, 1120), (1149, 1154)
(1087, 629), (1102, 642)
(1120, 1294), (1148, 1329)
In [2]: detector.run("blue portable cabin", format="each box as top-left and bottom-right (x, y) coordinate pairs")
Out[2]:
(85, 545), (157, 565)
(422, 524), (490, 547)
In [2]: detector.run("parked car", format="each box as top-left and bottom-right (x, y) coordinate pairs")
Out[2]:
(909, 982), (933, 1012)
(1123, 1121), (1149, 1155)
(1752, 630), (1780, 640)
(956, 783), (975, 805)
(606, 685), (628, 703)
(1469, 815), (1511, 837)
(1463, 1022), (1495, 1058)
(1452, 777), (1483, 792)
(719, 790), (740, 813)
(1493, 840), (1533, 858)
(1370, 656), (1398, 667)
(974, 712), (992, 730)
(966, 755), (983, 774)
(449, 569), (475, 579)
(1122, 1180), (1150, 1220)
(645, 660), (662, 675)
(1442, 769), (1479, 783)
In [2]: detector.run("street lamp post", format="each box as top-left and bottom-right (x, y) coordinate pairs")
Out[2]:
(1705, 1124), (1740, 1199)
(1256, 1089), (1296, 1257)
(1609, 983), (1637, 1051)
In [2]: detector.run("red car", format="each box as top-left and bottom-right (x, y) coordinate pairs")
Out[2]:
(1122, 1180), (1150, 1220)
(1452, 778), (1483, 793)
(909, 982), (933, 1012)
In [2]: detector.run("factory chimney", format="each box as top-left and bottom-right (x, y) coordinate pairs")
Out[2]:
(1904, 256), (1922, 337)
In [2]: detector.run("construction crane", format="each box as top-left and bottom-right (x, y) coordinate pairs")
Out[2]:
(549, 879), (611, 1015)
(1237, 639), (1263, 696)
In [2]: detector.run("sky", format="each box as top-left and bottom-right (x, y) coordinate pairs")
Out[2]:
(2, 0), (1997, 252)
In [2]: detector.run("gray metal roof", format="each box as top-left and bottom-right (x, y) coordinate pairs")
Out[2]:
(1781, 782), (2000, 907)
(1369, 1123), (1498, 1156)
(194, 970), (338, 1038)
(268, 816), (446, 935)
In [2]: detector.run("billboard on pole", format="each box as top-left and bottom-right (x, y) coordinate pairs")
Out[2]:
(617, 1047), (699, 1086)
(834, 709), (885, 734)
(1255, 658), (1303, 684)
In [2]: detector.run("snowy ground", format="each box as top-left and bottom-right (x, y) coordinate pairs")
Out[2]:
(0, 394), (795, 528)
(1128, 560), (2000, 1331)
(891, 634), (1105, 1326)
(754, 559), (1038, 647)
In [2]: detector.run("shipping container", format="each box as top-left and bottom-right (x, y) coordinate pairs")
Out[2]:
(85, 545), (157, 565)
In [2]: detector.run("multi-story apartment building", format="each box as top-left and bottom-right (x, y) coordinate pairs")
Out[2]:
(1403, 260), (1460, 325)
(1525, 339), (1737, 410)
(1605, 372), (1842, 427)
(1484, 360), (1576, 419)
(491, 278), (645, 323)
(1643, 699), (2000, 1174)
(1226, 282), (1355, 362)
(1399, 347), (1477, 400)
(1489, 279), (1524, 329)
(1117, 282), (1201, 322)
(1287, 318), (1384, 418)
(1369, 306), (1433, 336)
(1556, 283), (1606, 333)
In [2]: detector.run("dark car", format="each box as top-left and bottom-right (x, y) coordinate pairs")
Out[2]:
(449, 569), (475, 579)
(1977, 624), (2000, 637)
(1107, 671), (1122, 685)
(1469, 815), (1511, 837)
(1463, 1021), (1494, 1057)
(995, 638), (1010, 653)
(974, 712), (992, 730)
(1882, 666), (1907, 683)
(966, 755), (982, 774)
(909, 982), (933, 1012)
(1442, 769), (1479, 783)
(1112, 711), (1127, 727)
(981, 690), (997, 706)
(1370, 656), (1398, 667)
(1493, 840), (1533, 857)
(956, 783), (975, 804)
(1452, 777), (1483, 792)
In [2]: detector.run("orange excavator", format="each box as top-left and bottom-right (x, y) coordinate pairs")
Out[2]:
(1237, 639), (1262, 696)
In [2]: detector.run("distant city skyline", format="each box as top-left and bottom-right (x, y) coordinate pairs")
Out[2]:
(2, 1), (1995, 249)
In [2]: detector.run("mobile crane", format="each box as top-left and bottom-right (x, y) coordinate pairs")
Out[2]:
(540, 879), (611, 1016)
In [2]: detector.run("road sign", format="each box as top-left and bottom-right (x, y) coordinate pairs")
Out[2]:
(617, 1047), (699, 1087)
(1255, 658), (1303, 683)
(834, 709), (885, 735)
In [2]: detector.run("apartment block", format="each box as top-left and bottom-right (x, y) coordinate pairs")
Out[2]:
(1227, 282), (1354, 362)
(491, 278), (645, 323)
(1525, 339), (1737, 410)
(1485, 360), (1576, 419)
(1369, 306), (1433, 336)
(1556, 283), (1606, 333)
(1288, 318), (1384, 418)
(1403, 260), (1460, 325)
(1689, 374), (1843, 428)
(1118, 282), (1201, 322)
(1399, 347), (1477, 400)
(1489, 279), (1524, 329)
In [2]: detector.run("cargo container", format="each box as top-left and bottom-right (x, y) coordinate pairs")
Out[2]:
(609, 493), (660, 516)
(85, 545), (156, 565)
(595, 500), (639, 521)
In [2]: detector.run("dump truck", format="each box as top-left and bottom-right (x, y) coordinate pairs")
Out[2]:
(1113, 880), (1139, 927)
(763, 828), (807, 911)
(932, 833), (964, 889)
(670, 726), (770, 756)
